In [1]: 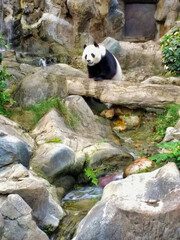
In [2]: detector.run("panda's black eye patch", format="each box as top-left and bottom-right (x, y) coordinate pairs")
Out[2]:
(91, 53), (95, 58)
(85, 55), (87, 59)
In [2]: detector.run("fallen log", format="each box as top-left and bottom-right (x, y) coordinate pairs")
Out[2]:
(66, 77), (180, 109)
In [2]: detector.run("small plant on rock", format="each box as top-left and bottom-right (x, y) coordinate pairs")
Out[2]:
(149, 142), (180, 169)
(0, 35), (14, 115)
(84, 168), (99, 186)
(161, 27), (180, 76)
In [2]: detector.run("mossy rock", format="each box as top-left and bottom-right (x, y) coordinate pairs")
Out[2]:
(49, 43), (71, 64)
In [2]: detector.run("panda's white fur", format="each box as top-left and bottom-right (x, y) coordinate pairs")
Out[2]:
(82, 42), (123, 81)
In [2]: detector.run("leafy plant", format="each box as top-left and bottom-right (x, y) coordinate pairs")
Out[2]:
(155, 104), (180, 139)
(161, 27), (180, 75)
(84, 168), (99, 186)
(0, 35), (14, 115)
(0, 34), (10, 50)
(149, 142), (180, 169)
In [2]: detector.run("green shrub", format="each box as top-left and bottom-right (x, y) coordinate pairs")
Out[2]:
(161, 27), (180, 76)
(149, 142), (180, 169)
(155, 104), (180, 139)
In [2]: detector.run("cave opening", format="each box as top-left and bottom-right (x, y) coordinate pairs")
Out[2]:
(123, 0), (158, 41)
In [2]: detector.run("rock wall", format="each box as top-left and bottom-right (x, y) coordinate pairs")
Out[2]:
(0, 0), (179, 56)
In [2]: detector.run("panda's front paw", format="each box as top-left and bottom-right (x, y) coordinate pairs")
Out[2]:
(94, 77), (104, 81)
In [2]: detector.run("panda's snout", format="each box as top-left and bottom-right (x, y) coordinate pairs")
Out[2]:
(87, 59), (91, 63)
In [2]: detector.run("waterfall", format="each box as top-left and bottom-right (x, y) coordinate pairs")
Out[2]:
(0, 0), (13, 49)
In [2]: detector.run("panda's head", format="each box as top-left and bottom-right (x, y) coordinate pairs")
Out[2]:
(82, 42), (106, 66)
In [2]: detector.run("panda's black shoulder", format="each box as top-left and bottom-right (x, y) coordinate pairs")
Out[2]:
(99, 49), (117, 68)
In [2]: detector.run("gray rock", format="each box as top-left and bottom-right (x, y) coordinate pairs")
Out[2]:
(0, 133), (31, 168)
(102, 37), (121, 56)
(0, 164), (64, 231)
(64, 95), (112, 140)
(31, 98), (132, 175)
(0, 115), (34, 150)
(0, 194), (49, 240)
(0, 112), (34, 170)
(163, 119), (180, 142)
(142, 76), (180, 85)
(83, 142), (133, 170)
(32, 143), (76, 177)
(14, 64), (86, 107)
(73, 163), (180, 240)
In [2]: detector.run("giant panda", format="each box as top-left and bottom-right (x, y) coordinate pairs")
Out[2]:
(82, 41), (123, 81)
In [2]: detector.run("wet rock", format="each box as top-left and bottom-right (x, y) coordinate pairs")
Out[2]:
(113, 115), (140, 132)
(163, 119), (180, 142)
(98, 173), (123, 188)
(100, 109), (115, 119)
(123, 157), (153, 178)
(73, 163), (180, 240)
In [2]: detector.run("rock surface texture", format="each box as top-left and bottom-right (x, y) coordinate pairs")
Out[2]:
(2, 0), (179, 54)
(73, 163), (180, 240)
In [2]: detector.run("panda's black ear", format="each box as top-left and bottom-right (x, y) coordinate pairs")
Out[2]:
(94, 41), (99, 48)
(83, 44), (87, 49)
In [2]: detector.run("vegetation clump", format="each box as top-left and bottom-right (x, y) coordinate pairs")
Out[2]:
(149, 142), (180, 169)
(84, 168), (99, 186)
(154, 104), (180, 140)
(161, 27), (180, 76)
(0, 34), (14, 115)
(9, 97), (80, 130)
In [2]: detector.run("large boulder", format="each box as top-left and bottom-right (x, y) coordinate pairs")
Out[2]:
(0, 163), (64, 230)
(31, 96), (133, 176)
(0, 194), (49, 240)
(73, 163), (180, 240)
(14, 64), (86, 107)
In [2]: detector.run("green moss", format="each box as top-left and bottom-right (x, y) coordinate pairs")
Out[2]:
(9, 97), (80, 131)
(45, 138), (62, 143)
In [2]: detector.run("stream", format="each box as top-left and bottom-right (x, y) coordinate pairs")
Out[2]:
(51, 186), (103, 240)
(51, 110), (158, 240)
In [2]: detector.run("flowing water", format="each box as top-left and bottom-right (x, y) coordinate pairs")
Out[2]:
(51, 186), (103, 240)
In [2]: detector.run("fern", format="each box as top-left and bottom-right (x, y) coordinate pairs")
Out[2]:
(149, 142), (180, 169)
